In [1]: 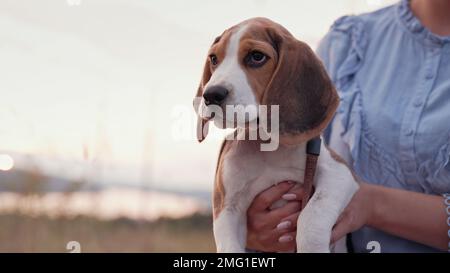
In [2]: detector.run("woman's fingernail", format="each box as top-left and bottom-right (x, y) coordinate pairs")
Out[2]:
(276, 181), (294, 186)
(282, 193), (297, 201)
(278, 235), (293, 243)
(276, 221), (291, 230)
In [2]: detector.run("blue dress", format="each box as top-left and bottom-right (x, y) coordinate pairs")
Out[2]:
(317, 0), (450, 252)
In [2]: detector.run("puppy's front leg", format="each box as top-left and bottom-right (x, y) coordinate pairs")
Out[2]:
(296, 146), (359, 253)
(213, 208), (247, 253)
(296, 186), (354, 253)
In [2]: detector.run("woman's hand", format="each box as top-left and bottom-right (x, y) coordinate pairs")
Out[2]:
(248, 180), (448, 252)
(246, 181), (307, 252)
(330, 182), (375, 244)
(332, 182), (449, 251)
(246, 181), (375, 252)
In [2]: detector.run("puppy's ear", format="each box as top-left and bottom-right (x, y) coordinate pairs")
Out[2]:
(262, 29), (339, 145)
(193, 56), (212, 142)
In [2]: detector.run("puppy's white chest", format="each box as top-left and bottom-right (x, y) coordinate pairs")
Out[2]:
(220, 140), (307, 209)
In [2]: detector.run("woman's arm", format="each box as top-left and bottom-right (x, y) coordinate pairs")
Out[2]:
(331, 183), (449, 251)
(246, 182), (449, 252)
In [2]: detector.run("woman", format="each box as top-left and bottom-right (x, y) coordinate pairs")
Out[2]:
(246, 0), (450, 252)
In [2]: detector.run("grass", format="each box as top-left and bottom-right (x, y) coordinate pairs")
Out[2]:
(0, 167), (215, 252)
(0, 212), (215, 252)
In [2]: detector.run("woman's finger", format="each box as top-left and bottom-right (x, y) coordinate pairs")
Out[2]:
(247, 225), (296, 252)
(249, 181), (296, 212)
(330, 214), (351, 244)
(267, 201), (301, 222)
(282, 185), (307, 202)
(277, 211), (301, 230)
(278, 231), (296, 244)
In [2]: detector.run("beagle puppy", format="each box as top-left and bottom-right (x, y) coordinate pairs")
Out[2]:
(193, 17), (359, 253)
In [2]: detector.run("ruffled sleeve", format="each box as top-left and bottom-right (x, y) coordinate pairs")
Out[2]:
(318, 16), (368, 163)
(317, 15), (367, 90)
(424, 138), (450, 194)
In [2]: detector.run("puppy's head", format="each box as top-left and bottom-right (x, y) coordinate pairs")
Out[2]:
(193, 17), (338, 144)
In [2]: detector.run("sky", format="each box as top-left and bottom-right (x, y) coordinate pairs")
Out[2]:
(0, 0), (397, 192)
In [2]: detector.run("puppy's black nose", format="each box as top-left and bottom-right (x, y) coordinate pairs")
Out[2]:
(203, 85), (229, 106)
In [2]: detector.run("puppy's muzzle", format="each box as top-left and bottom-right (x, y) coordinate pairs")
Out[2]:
(203, 85), (229, 106)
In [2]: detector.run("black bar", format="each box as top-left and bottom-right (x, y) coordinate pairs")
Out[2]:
(0, 253), (447, 272)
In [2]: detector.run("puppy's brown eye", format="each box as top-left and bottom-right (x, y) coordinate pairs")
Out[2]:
(246, 51), (267, 68)
(209, 54), (218, 66)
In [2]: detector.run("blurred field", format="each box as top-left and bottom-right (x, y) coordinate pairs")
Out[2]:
(0, 212), (215, 252)
(0, 165), (215, 252)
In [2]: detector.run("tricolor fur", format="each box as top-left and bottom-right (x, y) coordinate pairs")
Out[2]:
(194, 17), (359, 253)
